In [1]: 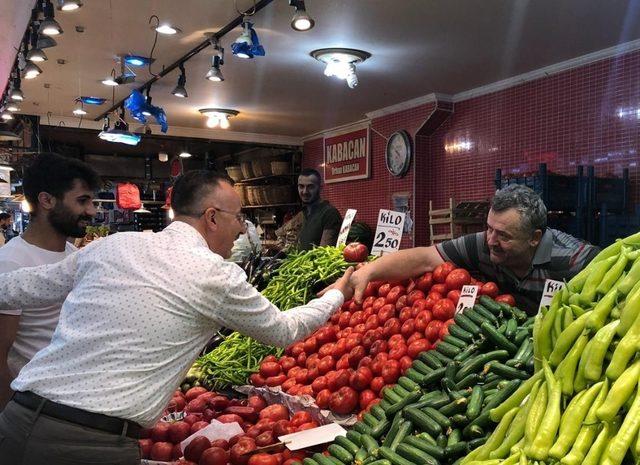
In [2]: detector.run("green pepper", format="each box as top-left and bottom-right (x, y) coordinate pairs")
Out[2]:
(578, 255), (619, 305)
(548, 312), (589, 367)
(600, 383), (640, 465)
(596, 246), (629, 295)
(581, 423), (611, 465)
(617, 281), (640, 337)
(555, 330), (588, 396)
(548, 381), (602, 459)
(584, 320), (619, 381)
(531, 312), (544, 372)
(607, 309), (640, 380)
(586, 285), (618, 331)
(473, 407), (519, 461)
(528, 361), (562, 461)
(490, 370), (544, 422)
(524, 381), (548, 451)
(538, 305), (558, 361)
(597, 359), (640, 421)
(617, 254), (640, 295)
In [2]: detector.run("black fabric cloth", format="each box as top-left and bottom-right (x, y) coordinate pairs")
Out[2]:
(297, 200), (342, 251)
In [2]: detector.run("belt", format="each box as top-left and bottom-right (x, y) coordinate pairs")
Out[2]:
(13, 391), (141, 439)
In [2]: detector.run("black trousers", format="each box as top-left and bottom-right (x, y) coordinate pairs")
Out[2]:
(0, 400), (139, 465)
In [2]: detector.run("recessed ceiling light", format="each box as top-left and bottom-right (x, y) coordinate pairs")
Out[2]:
(155, 24), (181, 35)
(199, 108), (239, 129)
(310, 48), (371, 89)
(57, 0), (82, 11)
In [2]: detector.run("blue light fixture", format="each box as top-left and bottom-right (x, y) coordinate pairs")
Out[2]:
(231, 19), (265, 59)
(98, 114), (142, 146)
(79, 96), (106, 105)
(124, 90), (168, 133)
(123, 55), (154, 67)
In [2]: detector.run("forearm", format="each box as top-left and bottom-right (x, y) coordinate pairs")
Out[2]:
(364, 246), (444, 282)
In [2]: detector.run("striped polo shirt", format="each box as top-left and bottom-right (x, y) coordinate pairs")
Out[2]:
(435, 229), (600, 315)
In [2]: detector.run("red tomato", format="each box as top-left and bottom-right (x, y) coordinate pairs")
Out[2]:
(338, 312), (351, 329)
(327, 369), (350, 391)
(415, 273), (433, 292)
(431, 284), (447, 295)
(315, 389), (331, 408)
(329, 386), (359, 414)
(389, 344), (407, 360)
(447, 290), (461, 305)
(407, 290), (426, 306)
(282, 378), (297, 392)
(339, 327), (353, 339)
(279, 356), (296, 373)
(311, 376), (328, 394)
(260, 361), (281, 378)
(318, 343), (335, 358)
(406, 332), (424, 345)
(495, 294), (516, 306)
(369, 340), (388, 358)
(359, 389), (377, 410)
(362, 330), (379, 350)
(364, 315), (380, 331)
(362, 296), (376, 309)
(294, 369), (309, 385)
(433, 262), (456, 283)
(445, 268), (471, 291)
(479, 282), (499, 298)
(297, 421), (318, 431)
(372, 297), (387, 312)
(299, 385), (314, 397)
(383, 318), (401, 337)
(318, 356), (335, 374)
(353, 323), (366, 334)
(302, 337), (317, 354)
(377, 283), (391, 298)
(336, 354), (351, 370)
(370, 376), (385, 395)
(400, 319), (415, 338)
(350, 366), (373, 391)
(250, 373), (266, 387)
(290, 342), (305, 357)
(248, 453), (279, 465)
(399, 355), (413, 372)
(433, 298), (456, 321)
(410, 306), (421, 318)
(412, 299), (427, 312)
(358, 356), (373, 370)
(388, 334), (405, 346)
(296, 352), (307, 367)
(287, 366), (302, 379)
(287, 384), (302, 395)
(414, 310), (432, 333)
(265, 374), (287, 387)
(425, 320), (444, 343)
(349, 346), (366, 368)
(290, 411), (312, 428)
(333, 339), (348, 358)
(381, 363), (401, 384)
(345, 334), (363, 351)
(259, 404), (289, 421)
(398, 307), (413, 323)
(378, 304), (396, 323)
(349, 311), (364, 327)
(385, 286), (406, 305)
(306, 353), (319, 370)
(440, 319), (455, 338)
(362, 282), (379, 299)
(349, 301), (362, 312)
(408, 339), (431, 358)
(395, 295), (408, 311)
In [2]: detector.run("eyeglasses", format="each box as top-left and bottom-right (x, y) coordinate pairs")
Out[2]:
(209, 206), (247, 224)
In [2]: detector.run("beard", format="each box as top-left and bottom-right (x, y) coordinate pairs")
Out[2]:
(48, 203), (92, 238)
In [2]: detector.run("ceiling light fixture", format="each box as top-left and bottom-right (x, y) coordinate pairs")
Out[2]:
(98, 112), (142, 146)
(23, 61), (43, 80)
(39, 0), (64, 36)
(1, 110), (14, 121)
(134, 203), (151, 214)
(155, 23), (181, 35)
(9, 76), (24, 101)
(199, 108), (239, 129)
(79, 96), (106, 105)
(27, 25), (48, 62)
(172, 63), (188, 97)
(0, 127), (20, 141)
(204, 34), (225, 81)
(310, 48), (371, 89)
(289, 0), (315, 31)
(158, 152), (169, 162)
(57, 0), (82, 11)
(6, 103), (20, 112)
(179, 151), (192, 158)
(73, 99), (87, 116)
(123, 55), (154, 67)
(142, 87), (153, 116)
(231, 17), (265, 59)
(37, 34), (57, 49)
(102, 61), (135, 86)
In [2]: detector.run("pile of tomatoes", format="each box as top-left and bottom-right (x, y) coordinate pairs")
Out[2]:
(250, 262), (511, 416)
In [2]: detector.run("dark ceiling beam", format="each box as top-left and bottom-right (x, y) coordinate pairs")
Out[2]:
(95, 0), (275, 121)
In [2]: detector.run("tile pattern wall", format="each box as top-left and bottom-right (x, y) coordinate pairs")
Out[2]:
(304, 49), (640, 247)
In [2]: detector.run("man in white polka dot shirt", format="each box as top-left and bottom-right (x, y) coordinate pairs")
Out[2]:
(0, 170), (354, 464)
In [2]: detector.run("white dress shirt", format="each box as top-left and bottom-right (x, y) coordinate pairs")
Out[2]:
(0, 221), (343, 426)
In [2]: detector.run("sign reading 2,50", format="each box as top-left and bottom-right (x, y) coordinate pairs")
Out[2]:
(374, 231), (399, 249)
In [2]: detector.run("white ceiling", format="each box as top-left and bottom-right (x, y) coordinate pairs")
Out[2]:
(4, 0), (640, 141)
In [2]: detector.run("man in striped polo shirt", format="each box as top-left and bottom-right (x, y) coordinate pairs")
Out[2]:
(349, 185), (599, 314)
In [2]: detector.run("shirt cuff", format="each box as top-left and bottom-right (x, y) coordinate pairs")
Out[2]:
(321, 289), (345, 309)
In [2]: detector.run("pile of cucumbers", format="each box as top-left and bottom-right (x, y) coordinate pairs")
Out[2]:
(300, 296), (534, 465)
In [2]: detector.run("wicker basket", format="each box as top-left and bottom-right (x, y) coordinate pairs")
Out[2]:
(226, 165), (244, 182)
(265, 185), (293, 204)
(240, 161), (254, 179)
(233, 184), (248, 206)
(271, 161), (290, 176)
(251, 159), (272, 178)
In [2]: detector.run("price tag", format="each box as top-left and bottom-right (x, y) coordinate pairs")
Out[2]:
(336, 209), (357, 247)
(538, 279), (565, 312)
(455, 285), (479, 314)
(371, 209), (406, 256)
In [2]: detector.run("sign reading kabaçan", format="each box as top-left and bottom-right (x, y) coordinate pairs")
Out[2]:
(323, 127), (370, 183)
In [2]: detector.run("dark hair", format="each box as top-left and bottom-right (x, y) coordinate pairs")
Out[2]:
(23, 153), (101, 213)
(299, 168), (322, 184)
(0, 212), (10, 221)
(491, 184), (547, 234)
(171, 170), (232, 216)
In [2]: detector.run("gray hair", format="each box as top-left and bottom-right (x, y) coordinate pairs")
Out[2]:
(491, 184), (547, 234)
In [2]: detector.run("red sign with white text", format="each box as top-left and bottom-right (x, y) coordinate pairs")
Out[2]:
(323, 127), (370, 183)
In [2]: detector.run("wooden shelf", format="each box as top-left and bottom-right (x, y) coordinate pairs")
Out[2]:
(242, 203), (299, 209)
(235, 174), (296, 184)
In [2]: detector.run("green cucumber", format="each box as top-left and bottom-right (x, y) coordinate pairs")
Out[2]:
(454, 313), (481, 333)
(445, 360), (459, 382)
(303, 459), (320, 465)
(404, 369), (426, 385)
(443, 335), (468, 349)
(315, 453), (339, 465)
(328, 444), (354, 465)
(435, 341), (461, 358)
(410, 360), (433, 375)
(371, 405), (387, 421)
(363, 412), (379, 427)
(383, 387), (402, 404)
(354, 448), (368, 465)
(365, 461), (391, 465)
(464, 309), (486, 327)
(419, 367), (447, 388)
(514, 327), (530, 345)
(480, 322), (518, 354)
(453, 343), (480, 362)
(335, 436), (361, 455)
(387, 420), (413, 451)
(436, 434), (447, 449)
(444, 442), (468, 459)
(485, 361), (530, 380)
(448, 324), (475, 342)
(382, 413), (405, 448)
(397, 376), (421, 393)
(504, 318), (518, 340)
(395, 443), (439, 465)
(447, 429), (462, 447)
(463, 424), (485, 439)
(455, 350), (510, 381)
(455, 373), (482, 390)
(353, 421), (374, 435)
(402, 436), (444, 459)
(378, 399), (392, 411)
(439, 397), (467, 416)
(378, 447), (418, 465)
(385, 390), (422, 417)
(419, 351), (443, 369)
(403, 407), (441, 437)
(361, 434), (380, 455)
(467, 436), (488, 449)
(450, 413), (469, 427)
(346, 430), (363, 446)
(370, 419), (391, 440)
(431, 350), (453, 365)
(473, 304), (498, 324)
(465, 386), (484, 421)
(392, 385), (410, 398)
(478, 295), (502, 314)
(422, 407), (451, 430)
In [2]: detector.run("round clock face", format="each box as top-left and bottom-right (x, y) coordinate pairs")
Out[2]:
(385, 130), (412, 177)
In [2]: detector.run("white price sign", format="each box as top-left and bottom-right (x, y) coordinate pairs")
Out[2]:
(371, 209), (406, 256)
(336, 209), (357, 247)
(455, 285), (479, 314)
(538, 279), (565, 312)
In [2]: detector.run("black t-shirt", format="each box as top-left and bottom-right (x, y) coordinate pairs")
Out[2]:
(297, 201), (342, 251)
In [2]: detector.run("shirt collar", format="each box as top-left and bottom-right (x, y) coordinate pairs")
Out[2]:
(304, 199), (326, 217)
(532, 228), (553, 265)
(164, 221), (209, 249)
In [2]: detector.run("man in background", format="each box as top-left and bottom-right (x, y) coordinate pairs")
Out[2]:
(0, 212), (18, 245)
(297, 168), (342, 250)
(0, 153), (100, 409)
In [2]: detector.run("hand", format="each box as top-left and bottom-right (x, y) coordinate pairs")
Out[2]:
(320, 267), (355, 301)
(350, 267), (372, 304)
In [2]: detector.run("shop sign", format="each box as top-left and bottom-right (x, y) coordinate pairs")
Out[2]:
(538, 279), (565, 313)
(323, 126), (370, 183)
(456, 285), (479, 314)
(371, 209), (405, 256)
(336, 209), (357, 247)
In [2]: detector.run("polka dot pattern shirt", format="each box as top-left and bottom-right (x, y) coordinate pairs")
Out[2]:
(1, 221), (344, 426)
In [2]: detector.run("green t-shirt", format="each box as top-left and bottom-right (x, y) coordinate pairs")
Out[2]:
(297, 200), (342, 251)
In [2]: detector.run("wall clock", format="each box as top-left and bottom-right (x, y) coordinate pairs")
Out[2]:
(385, 130), (412, 177)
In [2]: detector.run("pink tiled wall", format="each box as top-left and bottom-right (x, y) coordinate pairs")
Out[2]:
(304, 49), (640, 247)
